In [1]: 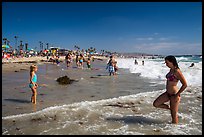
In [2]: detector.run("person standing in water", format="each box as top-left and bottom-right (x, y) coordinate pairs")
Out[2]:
(153, 55), (187, 124)
(65, 53), (72, 67)
(107, 56), (115, 76)
(142, 60), (144, 65)
(78, 54), (84, 69)
(134, 59), (138, 65)
(29, 65), (38, 104)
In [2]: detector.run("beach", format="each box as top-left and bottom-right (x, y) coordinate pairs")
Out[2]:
(2, 1), (202, 135)
(2, 55), (202, 135)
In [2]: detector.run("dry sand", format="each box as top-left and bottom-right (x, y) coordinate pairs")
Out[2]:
(2, 56), (47, 72)
(2, 55), (108, 73)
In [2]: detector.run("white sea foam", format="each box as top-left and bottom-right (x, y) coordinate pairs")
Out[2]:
(2, 87), (202, 135)
(2, 56), (202, 135)
(116, 57), (202, 87)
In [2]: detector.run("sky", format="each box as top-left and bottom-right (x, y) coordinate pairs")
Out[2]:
(2, 2), (202, 55)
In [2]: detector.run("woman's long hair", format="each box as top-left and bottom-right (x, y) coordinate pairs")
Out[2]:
(165, 55), (179, 69)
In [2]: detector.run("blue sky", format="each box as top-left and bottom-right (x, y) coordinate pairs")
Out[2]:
(2, 2), (202, 55)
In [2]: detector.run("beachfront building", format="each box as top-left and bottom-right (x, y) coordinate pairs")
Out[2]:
(49, 47), (60, 56)
(49, 47), (70, 56)
(58, 48), (69, 56)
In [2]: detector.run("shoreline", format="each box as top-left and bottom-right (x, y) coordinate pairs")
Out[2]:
(2, 55), (109, 73)
(2, 57), (166, 117)
(2, 56), (202, 135)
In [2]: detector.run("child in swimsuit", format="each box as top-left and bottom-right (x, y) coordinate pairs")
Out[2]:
(29, 65), (38, 104)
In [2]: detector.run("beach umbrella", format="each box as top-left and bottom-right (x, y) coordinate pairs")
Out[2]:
(2, 45), (11, 49)
(27, 48), (34, 51)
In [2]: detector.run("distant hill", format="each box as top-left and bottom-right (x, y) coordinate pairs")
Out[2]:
(115, 52), (164, 57)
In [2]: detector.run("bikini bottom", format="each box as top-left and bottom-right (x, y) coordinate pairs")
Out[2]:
(167, 92), (176, 98)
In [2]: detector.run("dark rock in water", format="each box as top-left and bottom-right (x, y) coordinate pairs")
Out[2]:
(97, 58), (103, 61)
(90, 76), (98, 78)
(20, 68), (27, 71)
(56, 75), (77, 85)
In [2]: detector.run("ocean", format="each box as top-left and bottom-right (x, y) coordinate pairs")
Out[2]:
(2, 55), (202, 135)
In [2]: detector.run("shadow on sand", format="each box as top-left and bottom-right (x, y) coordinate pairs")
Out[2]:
(4, 98), (31, 103)
(106, 115), (163, 125)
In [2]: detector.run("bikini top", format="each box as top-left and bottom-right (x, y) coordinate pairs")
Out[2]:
(166, 71), (178, 82)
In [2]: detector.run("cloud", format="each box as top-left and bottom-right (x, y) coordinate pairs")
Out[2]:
(135, 34), (172, 42)
(136, 37), (154, 41)
(133, 42), (201, 55)
(135, 42), (178, 50)
(159, 37), (169, 41)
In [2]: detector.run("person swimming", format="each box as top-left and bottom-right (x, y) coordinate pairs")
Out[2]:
(189, 63), (194, 67)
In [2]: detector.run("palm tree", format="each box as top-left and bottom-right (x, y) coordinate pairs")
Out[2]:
(25, 43), (28, 51)
(41, 43), (44, 50)
(3, 38), (7, 45)
(39, 41), (42, 51)
(74, 45), (80, 50)
(6, 40), (10, 47)
(88, 47), (96, 54)
(14, 36), (18, 50)
(20, 40), (23, 50)
(46, 43), (49, 50)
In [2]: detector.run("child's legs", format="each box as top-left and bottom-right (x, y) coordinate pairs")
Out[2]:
(31, 87), (37, 104)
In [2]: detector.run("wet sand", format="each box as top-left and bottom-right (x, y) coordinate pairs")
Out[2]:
(2, 56), (165, 117)
(2, 57), (202, 135)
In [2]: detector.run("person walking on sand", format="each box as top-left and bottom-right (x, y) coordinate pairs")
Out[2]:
(65, 53), (72, 67)
(78, 54), (84, 69)
(86, 57), (91, 69)
(75, 54), (79, 68)
(153, 55), (187, 124)
(56, 56), (60, 66)
(29, 65), (38, 104)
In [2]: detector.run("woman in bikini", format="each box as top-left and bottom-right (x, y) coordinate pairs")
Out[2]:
(153, 55), (187, 124)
